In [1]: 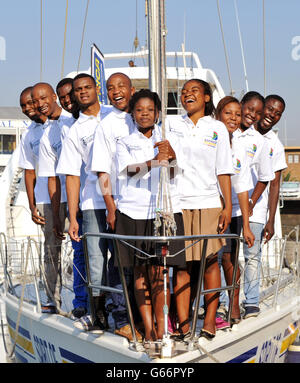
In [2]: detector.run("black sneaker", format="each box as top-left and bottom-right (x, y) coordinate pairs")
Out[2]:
(243, 306), (260, 319)
(72, 307), (87, 319)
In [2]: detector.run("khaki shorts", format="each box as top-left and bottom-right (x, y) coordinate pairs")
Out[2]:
(182, 208), (225, 261)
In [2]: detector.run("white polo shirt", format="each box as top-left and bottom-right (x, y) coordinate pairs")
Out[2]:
(56, 105), (112, 210)
(19, 120), (52, 204)
(38, 109), (75, 203)
(233, 125), (275, 224)
(90, 106), (135, 197)
(250, 129), (287, 224)
(116, 124), (182, 220)
(166, 114), (234, 209)
(231, 137), (253, 217)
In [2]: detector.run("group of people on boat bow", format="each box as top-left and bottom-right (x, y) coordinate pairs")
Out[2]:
(18, 72), (287, 343)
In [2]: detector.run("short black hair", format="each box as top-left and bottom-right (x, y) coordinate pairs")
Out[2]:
(56, 78), (73, 93)
(20, 86), (33, 98)
(73, 73), (96, 86)
(241, 91), (265, 106)
(129, 89), (161, 113)
(265, 94), (286, 111)
(106, 72), (132, 88)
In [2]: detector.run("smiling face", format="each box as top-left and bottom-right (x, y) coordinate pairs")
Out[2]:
(20, 89), (37, 120)
(32, 84), (57, 118)
(180, 80), (210, 117)
(57, 82), (75, 113)
(73, 76), (99, 109)
(241, 98), (264, 129)
(220, 102), (241, 134)
(133, 97), (158, 130)
(259, 98), (285, 132)
(107, 73), (135, 112)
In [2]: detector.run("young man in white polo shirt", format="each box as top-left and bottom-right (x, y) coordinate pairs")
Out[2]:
(19, 86), (47, 227)
(56, 78), (88, 319)
(233, 91), (275, 319)
(256, 95), (287, 244)
(33, 82), (75, 312)
(19, 86), (60, 313)
(56, 73), (112, 331)
(90, 73), (144, 341)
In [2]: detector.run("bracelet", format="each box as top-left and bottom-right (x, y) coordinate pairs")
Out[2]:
(249, 198), (253, 205)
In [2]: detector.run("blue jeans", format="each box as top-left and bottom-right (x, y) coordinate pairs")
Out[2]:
(107, 258), (133, 329)
(82, 209), (130, 329)
(242, 222), (264, 308)
(82, 209), (108, 297)
(71, 216), (88, 309)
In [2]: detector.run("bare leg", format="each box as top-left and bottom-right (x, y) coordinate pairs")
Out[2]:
(173, 268), (190, 334)
(134, 265), (156, 341)
(203, 254), (220, 335)
(148, 265), (170, 339)
(222, 252), (241, 319)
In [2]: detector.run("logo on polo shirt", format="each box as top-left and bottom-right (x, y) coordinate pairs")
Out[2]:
(30, 139), (40, 151)
(52, 141), (62, 153)
(269, 148), (273, 157)
(234, 158), (241, 174)
(169, 127), (184, 137)
(81, 134), (94, 147)
(30, 139), (41, 157)
(246, 143), (257, 158)
(204, 131), (218, 147)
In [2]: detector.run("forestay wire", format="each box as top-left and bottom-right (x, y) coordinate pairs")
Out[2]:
(153, 0), (177, 238)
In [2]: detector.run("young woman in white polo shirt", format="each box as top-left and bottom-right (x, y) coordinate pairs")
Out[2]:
(216, 96), (255, 324)
(166, 79), (234, 339)
(115, 89), (190, 343)
(234, 91), (274, 319)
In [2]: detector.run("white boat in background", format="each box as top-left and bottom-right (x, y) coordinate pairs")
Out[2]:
(67, 48), (226, 116)
(1, 0), (300, 365)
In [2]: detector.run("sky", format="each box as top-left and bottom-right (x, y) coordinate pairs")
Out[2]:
(0, 0), (299, 145)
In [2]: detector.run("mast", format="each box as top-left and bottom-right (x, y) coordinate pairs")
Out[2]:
(147, 1), (176, 356)
(147, 0), (166, 121)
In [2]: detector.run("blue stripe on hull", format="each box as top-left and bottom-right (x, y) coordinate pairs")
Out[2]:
(14, 350), (28, 363)
(227, 347), (258, 363)
(59, 347), (94, 363)
(7, 316), (31, 340)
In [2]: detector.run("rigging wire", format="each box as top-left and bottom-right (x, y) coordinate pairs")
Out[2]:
(216, 0), (234, 96)
(234, 0), (249, 93)
(131, 0), (140, 65)
(40, 0), (43, 81)
(77, 0), (90, 73)
(61, 0), (69, 80)
(263, 0), (266, 96)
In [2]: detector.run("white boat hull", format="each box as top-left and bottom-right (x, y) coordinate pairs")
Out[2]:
(3, 289), (300, 364)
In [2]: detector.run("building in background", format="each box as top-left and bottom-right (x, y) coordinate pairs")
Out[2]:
(283, 146), (300, 181)
(0, 107), (30, 174)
